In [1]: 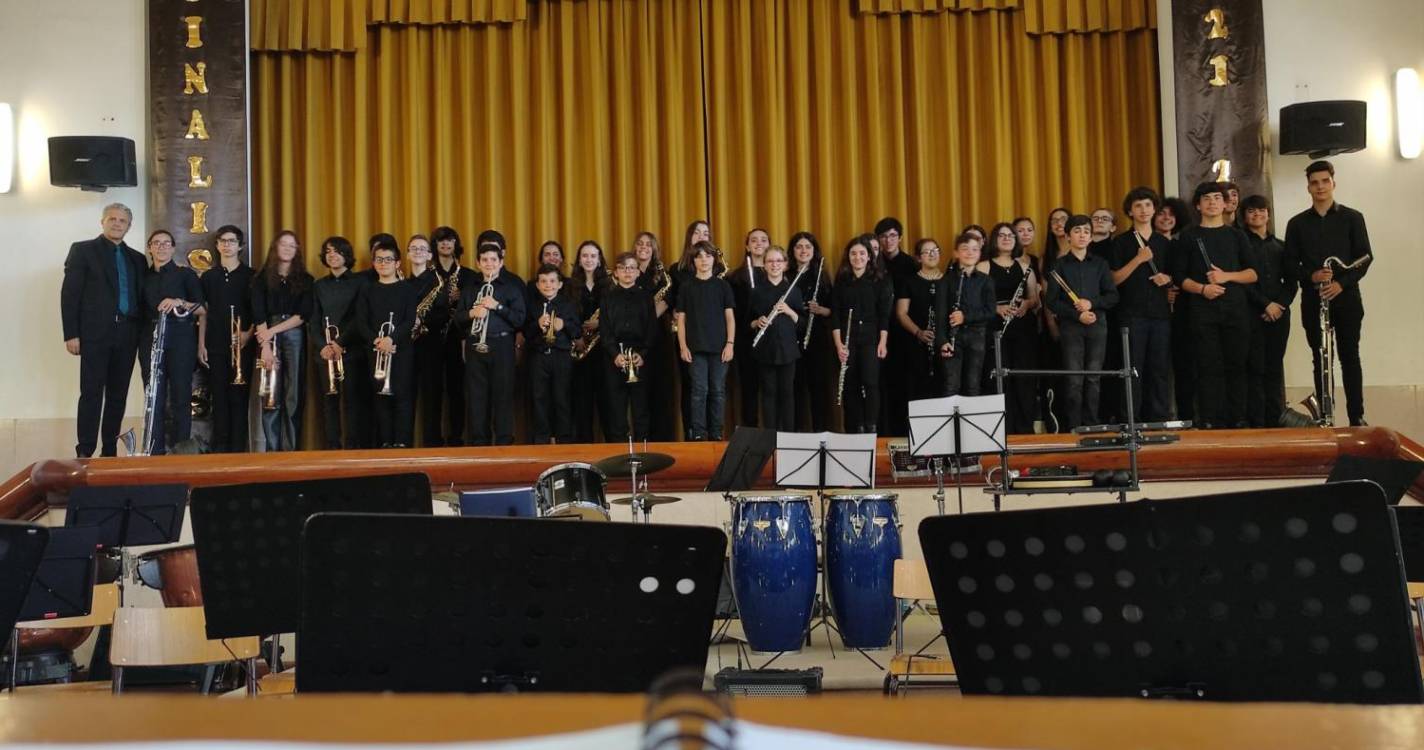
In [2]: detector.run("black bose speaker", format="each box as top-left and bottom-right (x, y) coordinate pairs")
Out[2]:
(48, 136), (137, 191)
(1280, 101), (1367, 158)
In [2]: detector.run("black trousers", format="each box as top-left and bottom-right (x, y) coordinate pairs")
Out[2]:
(759, 361), (797, 431)
(1301, 295), (1365, 425)
(1059, 322), (1107, 431)
(571, 352), (606, 442)
(1170, 302), (1195, 422)
(646, 327), (677, 441)
(604, 354), (650, 443)
(794, 334), (833, 432)
(991, 323), (1038, 435)
(372, 347), (415, 447)
(438, 330), (467, 445)
(1098, 314), (1123, 423)
(1190, 307), (1250, 428)
(321, 347), (372, 449)
(942, 326), (986, 397)
(906, 339), (941, 402)
(207, 338), (252, 453)
(734, 337), (759, 429)
(880, 330), (912, 437)
(529, 348), (573, 444)
(465, 334), (517, 445)
(1126, 317), (1172, 423)
(77, 320), (139, 457)
(146, 321), (198, 455)
(413, 334), (444, 446)
(1260, 313), (1290, 426)
(841, 339), (881, 433)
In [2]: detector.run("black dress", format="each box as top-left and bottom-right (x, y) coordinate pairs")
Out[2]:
(987, 259), (1038, 434)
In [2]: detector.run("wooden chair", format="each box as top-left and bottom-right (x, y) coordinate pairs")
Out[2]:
(12, 583), (121, 690)
(109, 607), (261, 695)
(884, 558), (956, 695)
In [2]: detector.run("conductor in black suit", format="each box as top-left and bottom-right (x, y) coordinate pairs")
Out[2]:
(61, 203), (147, 457)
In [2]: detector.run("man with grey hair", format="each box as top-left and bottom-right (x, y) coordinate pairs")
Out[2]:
(60, 202), (147, 457)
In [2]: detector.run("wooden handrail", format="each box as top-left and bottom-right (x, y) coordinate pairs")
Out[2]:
(2, 427), (1420, 518)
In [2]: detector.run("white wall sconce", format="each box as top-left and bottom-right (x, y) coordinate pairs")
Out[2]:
(1398, 68), (1422, 159)
(0, 103), (13, 193)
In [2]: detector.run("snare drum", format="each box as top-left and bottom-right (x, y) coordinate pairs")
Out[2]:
(134, 544), (203, 608)
(535, 463), (610, 520)
(824, 492), (901, 650)
(729, 493), (817, 653)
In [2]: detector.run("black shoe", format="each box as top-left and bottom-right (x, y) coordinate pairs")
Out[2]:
(1350, 418), (1368, 427)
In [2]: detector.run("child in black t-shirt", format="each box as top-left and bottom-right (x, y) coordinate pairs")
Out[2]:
(676, 242), (736, 440)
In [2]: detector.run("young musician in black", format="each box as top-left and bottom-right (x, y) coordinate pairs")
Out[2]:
(1109, 187), (1174, 423)
(310, 235), (372, 449)
(895, 239), (943, 401)
(197, 225), (255, 453)
(676, 241), (736, 440)
(601, 252), (658, 443)
(790, 231), (834, 432)
(832, 234), (892, 434)
(252, 230), (312, 451)
(526, 264), (578, 444)
(349, 243), (418, 447)
(1241, 195), (1295, 427)
(525, 241), (566, 301)
(461, 235), (526, 446)
(729, 228), (768, 430)
(430, 225), (477, 445)
(674, 221), (723, 439)
(986, 223), (1040, 434)
(1157, 196), (1196, 422)
(406, 234), (448, 446)
(570, 240), (610, 442)
(630, 231), (677, 441)
(749, 246), (804, 431)
(936, 234), (996, 397)
(1045, 215), (1119, 431)
(1283, 160), (1373, 426)
(1171, 183), (1258, 429)
(139, 229), (204, 454)
(876, 216), (917, 436)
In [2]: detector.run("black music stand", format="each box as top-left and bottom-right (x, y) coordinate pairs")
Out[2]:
(1328, 455), (1424, 505)
(908, 394), (1007, 515)
(64, 483), (186, 608)
(297, 513), (726, 693)
(706, 427), (776, 493)
(0, 522), (51, 692)
(920, 481), (1423, 703)
(8, 527), (98, 690)
(189, 473), (432, 671)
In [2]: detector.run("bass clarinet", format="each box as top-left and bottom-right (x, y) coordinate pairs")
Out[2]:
(1314, 253), (1372, 426)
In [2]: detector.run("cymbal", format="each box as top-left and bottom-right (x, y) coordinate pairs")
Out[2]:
(595, 451), (676, 477)
(611, 494), (683, 507)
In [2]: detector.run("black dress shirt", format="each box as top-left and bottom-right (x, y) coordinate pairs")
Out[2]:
(749, 277), (804, 365)
(1171, 225), (1258, 320)
(599, 283), (658, 357)
(1246, 232), (1297, 313)
(831, 273), (894, 345)
(1109, 230), (1173, 321)
(1283, 201), (1373, 300)
(251, 272), (312, 323)
(1046, 251), (1119, 325)
(459, 270), (527, 338)
(142, 261), (204, 324)
(524, 292), (580, 352)
(200, 264), (255, 348)
(310, 269), (370, 346)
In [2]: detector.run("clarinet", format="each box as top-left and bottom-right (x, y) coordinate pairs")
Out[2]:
(1000, 273), (1028, 338)
(836, 309), (854, 407)
(801, 258), (823, 350)
(944, 266), (968, 358)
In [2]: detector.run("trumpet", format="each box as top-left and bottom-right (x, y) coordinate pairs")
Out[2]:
(256, 335), (280, 411)
(374, 313), (395, 397)
(572, 310), (600, 361)
(229, 306), (246, 385)
(470, 280), (496, 354)
(836, 309), (854, 406)
(323, 315), (345, 396)
(541, 302), (557, 345)
(619, 343), (641, 384)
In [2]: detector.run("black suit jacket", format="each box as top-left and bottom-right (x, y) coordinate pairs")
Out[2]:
(60, 235), (147, 343)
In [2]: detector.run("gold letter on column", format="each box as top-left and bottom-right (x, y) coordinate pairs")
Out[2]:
(190, 202), (209, 234)
(1208, 55), (1230, 87)
(184, 16), (204, 49)
(183, 62), (208, 95)
(1203, 9), (1229, 39)
(187, 156), (212, 188)
(1210, 159), (1233, 183)
(184, 109), (210, 140)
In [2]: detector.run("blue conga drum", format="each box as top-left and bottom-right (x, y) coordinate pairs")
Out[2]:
(825, 492), (901, 649)
(729, 493), (817, 653)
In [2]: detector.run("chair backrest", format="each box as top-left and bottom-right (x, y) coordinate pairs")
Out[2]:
(18, 582), (119, 630)
(110, 607), (260, 668)
(893, 558), (935, 601)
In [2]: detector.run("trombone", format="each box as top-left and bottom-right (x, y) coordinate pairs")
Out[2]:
(323, 316), (345, 396)
(374, 313), (396, 397)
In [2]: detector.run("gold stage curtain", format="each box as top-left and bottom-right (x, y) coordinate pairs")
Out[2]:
(853, 0), (1019, 14)
(702, 0), (1160, 263)
(368, 0), (529, 25)
(250, 0), (528, 52)
(1021, 0), (1156, 34)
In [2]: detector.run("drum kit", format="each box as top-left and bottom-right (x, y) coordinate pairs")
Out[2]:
(532, 450), (684, 523)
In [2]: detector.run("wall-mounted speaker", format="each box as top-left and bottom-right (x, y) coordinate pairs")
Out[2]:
(48, 136), (137, 192)
(1279, 101), (1367, 158)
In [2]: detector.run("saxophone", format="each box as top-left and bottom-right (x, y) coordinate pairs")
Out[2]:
(836, 309), (854, 407)
(412, 274), (443, 340)
(573, 309), (600, 361)
(654, 269), (675, 334)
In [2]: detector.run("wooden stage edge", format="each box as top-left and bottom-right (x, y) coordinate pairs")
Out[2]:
(2, 426), (1421, 522)
(1, 693), (1423, 749)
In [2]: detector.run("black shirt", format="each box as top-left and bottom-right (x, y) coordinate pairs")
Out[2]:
(1045, 252), (1119, 326)
(881, 251), (919, 293)
(1171, 225), (1258, 319)
(1109, 230), (1173, 321)
(409, 268), (450, 340)
(831, 273), (893, 345)
(434, 260), (480, 337)
(988, 259), (1034, 336)
(351, 279), (418, 351)
(936, 267), (997, 347)
(142, 261), (204, 325)
(251, 272), (312, 323)
(1245, 232), (1296, 313)
(310, 269), (369, 346)
(749, 277), (804, 365)
(676, 274), (735, 354)
(792, 259), (832, 342)
(459, 270), (527, 338)
(199, 263), (255, 347)
(600, 283), (658, 358)
(728, 262), (767, 339)
(1283, 201), (1372, 301)
(524, 292), (580, 352)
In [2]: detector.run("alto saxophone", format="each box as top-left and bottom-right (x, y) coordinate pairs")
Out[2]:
(573, 309), (600, 361)
(229, 306), (246, 385)
(654, 270), (675, 334)
(413, 275), (443, 340)
(836, 309), (854, 407)
(323, 316), (344, 396)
